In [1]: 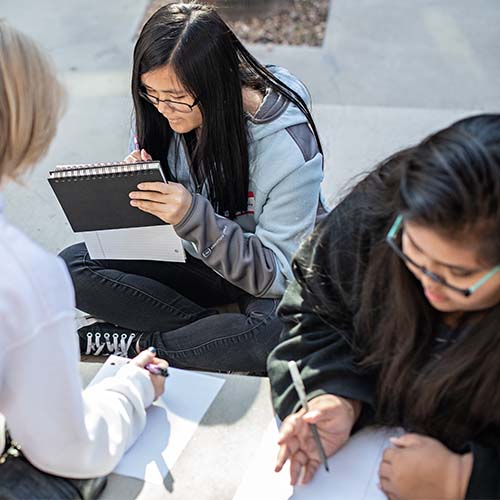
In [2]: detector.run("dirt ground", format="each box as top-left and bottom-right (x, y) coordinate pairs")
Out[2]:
(142, 0), (329, 46)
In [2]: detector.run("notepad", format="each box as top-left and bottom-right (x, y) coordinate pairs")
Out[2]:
(82, 225), (186, 262)
(233, 419), (402, 500)
(89, 356), (225, 485)
(48, 161), (170, 232)
(49, 160), (186, 261)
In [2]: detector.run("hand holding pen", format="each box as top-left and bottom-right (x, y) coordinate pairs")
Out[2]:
(288, 361), (330, 473)
(275, 362), (362, 486)
(124, 135), (153, 163)
(125, 136), (193, 226)
(130, 346), (169, 401)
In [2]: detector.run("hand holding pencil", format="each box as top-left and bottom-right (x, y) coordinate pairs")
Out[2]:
(275, 370), (362, 486)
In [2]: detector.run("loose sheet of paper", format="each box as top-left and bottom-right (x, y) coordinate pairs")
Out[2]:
(89, 356), (225, 484)
(233, 419), (401, 500)
(82, 225), (186, 262)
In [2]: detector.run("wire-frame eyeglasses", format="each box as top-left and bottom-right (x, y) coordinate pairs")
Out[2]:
(386, 214), (500, 297)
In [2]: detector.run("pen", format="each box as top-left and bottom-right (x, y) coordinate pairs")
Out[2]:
(288, 360), (330, 472)
(145, 346), (169, 377)
(145, 363), (169, 377)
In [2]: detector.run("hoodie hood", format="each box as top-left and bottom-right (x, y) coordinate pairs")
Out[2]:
(247, 65), (312, 142)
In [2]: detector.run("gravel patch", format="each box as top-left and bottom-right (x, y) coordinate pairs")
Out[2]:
(142, 0), (329, 46)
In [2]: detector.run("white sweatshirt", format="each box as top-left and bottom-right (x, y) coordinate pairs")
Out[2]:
(0, 197), (154, 478)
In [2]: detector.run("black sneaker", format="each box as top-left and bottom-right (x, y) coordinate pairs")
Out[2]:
(78, 322), (140, 357)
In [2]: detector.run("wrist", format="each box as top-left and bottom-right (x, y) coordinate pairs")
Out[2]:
(338, 396), (362, 424)
(458, 452), (473, 499)
(445, 451), (472, 500)
(174, 192), (197, 231)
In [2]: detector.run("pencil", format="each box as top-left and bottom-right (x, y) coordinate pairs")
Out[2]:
(288, 360), (330, 472)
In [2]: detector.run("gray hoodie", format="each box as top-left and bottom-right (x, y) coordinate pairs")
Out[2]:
(133, 66), (326, 298)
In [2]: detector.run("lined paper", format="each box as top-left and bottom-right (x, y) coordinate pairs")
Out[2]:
(82, 225), (186, 262)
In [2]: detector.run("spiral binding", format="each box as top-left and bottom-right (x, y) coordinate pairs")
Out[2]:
(49, 161), (161, 181)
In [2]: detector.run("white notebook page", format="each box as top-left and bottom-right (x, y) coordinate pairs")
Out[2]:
(89, 356), (225, 484)
(82, 225), (186, 262)
(233, 419), (402, 500)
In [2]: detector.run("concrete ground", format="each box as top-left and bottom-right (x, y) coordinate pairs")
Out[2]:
(3, 0), (500, 253)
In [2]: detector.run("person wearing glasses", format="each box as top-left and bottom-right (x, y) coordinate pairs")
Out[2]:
(267, 115), (500, 499)
(60, 3), (325, 373)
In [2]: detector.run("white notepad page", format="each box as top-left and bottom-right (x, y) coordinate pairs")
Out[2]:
(233, 419), (402, 500)
(89, 356), (225, 484)
(82, 225), (186, 262)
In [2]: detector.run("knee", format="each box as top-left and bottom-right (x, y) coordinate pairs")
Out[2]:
(58, 242), (88, 278)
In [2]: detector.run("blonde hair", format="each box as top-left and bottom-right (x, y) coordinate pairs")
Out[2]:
(0, 20), (64, 181)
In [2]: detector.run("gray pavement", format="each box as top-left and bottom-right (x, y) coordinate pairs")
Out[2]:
(250, 0), (500, 204)
(3, 0), (500, 248)
(4, 0), (500, 250)
(3, 0), (149, 253)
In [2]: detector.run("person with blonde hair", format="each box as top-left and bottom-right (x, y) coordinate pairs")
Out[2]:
(0, 20), (168, 500)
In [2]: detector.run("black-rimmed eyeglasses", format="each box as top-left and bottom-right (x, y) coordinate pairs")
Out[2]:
(138, 89), (199, 113)
(386, 214), (500, 297)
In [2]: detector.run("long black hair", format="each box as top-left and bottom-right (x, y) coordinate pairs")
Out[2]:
(351, 114), (500, 447)
(132, 2), (322, 218)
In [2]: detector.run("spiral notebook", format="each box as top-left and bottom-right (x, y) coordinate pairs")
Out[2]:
(48, 161), (169, 232)
(48, 161), (185, 261)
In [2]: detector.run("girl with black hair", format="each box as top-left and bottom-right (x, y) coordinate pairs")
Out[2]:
(60, 2), (326, 373)
(267, 114), (500, 499)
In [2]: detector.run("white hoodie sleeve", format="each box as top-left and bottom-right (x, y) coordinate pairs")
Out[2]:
(1, 311), (154, 478)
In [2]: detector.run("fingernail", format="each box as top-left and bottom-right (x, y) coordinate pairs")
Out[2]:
(148, 346), (157, 354)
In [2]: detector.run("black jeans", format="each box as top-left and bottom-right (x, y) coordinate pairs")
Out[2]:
(60, 243), (282, 373)
(0, 443), (106, 500)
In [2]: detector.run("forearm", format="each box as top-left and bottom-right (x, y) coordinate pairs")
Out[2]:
(459, 453), (473, 499)
(4, 315), (153, 478)
(174, 194), (279, 296)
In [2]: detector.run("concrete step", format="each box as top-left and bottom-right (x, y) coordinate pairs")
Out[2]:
(313, 103), (486, 206)
(252, 0), (500, 110)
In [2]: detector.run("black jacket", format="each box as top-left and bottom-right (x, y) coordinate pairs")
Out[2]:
(267, 181), (500, 499)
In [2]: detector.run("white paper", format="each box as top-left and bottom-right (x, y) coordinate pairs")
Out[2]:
(233, 418), (294, 500)
(89, 356), (225, 484)
(233, 419), (402, 500)
(82, 225), (186, 262)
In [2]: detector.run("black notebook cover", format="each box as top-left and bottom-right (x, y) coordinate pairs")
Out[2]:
(48, 161), (167, 232)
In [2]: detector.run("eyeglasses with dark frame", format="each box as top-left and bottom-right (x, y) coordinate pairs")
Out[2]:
(138, 89), (199, 113)
(386, 215), (500, 297)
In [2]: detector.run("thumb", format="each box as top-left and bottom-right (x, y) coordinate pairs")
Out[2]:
(141, 149), (153, 161)
(131, 349), (155, 368)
